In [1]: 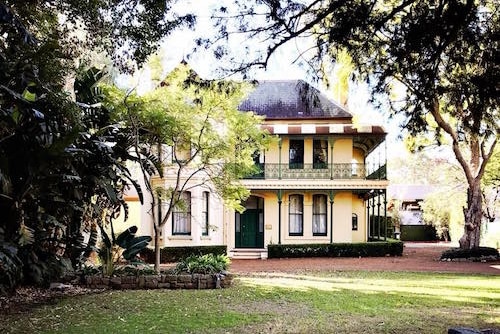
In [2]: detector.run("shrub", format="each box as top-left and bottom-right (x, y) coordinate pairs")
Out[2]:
(175, 254), (230, 274)
(141, 245), (227, 263)
(400, 225), (438, 241)
(0, 245), (23, 295)
(268, 241), (403, 259)
(440, 247), (499, 261)
(113, 264), (157, 276)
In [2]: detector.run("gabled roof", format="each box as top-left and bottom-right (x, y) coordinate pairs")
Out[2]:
(238, 80), (352, 119)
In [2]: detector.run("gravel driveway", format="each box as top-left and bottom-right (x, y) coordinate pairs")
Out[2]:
(229, 242), (500, 275)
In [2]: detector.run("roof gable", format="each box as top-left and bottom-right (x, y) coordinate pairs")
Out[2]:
(238, 80), (352, 119)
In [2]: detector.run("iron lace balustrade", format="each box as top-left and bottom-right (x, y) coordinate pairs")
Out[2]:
(245, 163), (387, 180)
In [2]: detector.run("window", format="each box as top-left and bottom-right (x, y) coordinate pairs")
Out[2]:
(352, 213), (358, 231)
(313, 194), (327, 235)
(173, 140), (191, 162)
(172, 192), (191, 235)
(252, 151), (264, 178)
(289, 139), (304, 169)
(202, 191), (209, 236)
(289, 194), (303, 235)
(313, 139), (328, 169)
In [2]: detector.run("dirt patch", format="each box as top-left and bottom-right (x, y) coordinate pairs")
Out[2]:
(229, 243), (500, 275)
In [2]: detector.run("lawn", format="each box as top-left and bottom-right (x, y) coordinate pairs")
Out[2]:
(1, 271), (498, 333)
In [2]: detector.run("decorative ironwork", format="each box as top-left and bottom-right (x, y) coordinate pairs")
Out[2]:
(245, 163), (387, 180)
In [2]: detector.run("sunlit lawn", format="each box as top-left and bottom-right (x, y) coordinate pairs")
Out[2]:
(1, 271), (499, 333)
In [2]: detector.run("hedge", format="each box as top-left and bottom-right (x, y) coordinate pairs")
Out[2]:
(141, 245), (227, 263)
(267, 241), (403, 258)
(400, 225), (438, 241)
(440, 247), (499, 261)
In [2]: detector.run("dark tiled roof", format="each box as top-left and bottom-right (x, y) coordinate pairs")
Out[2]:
(238, 80), (352, 119)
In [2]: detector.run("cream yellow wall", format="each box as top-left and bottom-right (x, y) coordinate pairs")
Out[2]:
(352, 147), (364, 164)
(115, 197), (142, 235)
(332, 138), (353, 163)
(262, 192), (280, 246)
(351, 194), (367, 242)
(331, 192), (353, 242)
(282, 191), (330, 244)
(265, 137), (339, 165)
(160, 187), (225, 247)
(226, 190), (363, 249)
(264, 139), (281, 164)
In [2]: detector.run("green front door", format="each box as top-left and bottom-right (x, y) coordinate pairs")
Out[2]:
(235, 209), (264, 248)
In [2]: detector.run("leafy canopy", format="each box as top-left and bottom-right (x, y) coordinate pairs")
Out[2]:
(103, 62), (273, 213)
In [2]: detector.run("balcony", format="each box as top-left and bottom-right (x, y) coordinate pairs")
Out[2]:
(246, 163), (387, 180)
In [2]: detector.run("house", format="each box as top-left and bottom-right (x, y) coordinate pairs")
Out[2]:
(229, 80), (389, 258)
(131, 75), (389, 259)
(387, 184), (436, 226)
(387, 184), (440, 241)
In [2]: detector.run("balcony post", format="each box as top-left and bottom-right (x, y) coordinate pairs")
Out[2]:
(328, 191), (335, 243)
(377, 191), (381, 239)
(371, 194), (375, 240)
(366, 196), (370, 241)
(383, 190), (387, 241)
(278, 137), (282, 180)
(329, 139), (335, 180)
(277, 189), (283, 244)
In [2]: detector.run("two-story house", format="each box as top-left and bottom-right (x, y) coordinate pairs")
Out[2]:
(127, 73), (389, 259)
(227, 80), (389, 258)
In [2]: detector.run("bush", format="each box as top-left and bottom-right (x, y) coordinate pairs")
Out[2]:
(440, 247), (499, 261)
(141, 245), (227, 263)
(267, 241), (403, 259)
(175, 254), (230, 274)
(0, 245), (23, 296)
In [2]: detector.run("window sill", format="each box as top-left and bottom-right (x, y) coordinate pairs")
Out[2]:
(168, 235), (192, 240)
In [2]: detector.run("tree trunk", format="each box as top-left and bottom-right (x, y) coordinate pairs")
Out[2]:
(459, 181), (482, 249)
(153, 224), (161, 273)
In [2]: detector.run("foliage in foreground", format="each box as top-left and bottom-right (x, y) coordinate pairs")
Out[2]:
(0, 271), (497, 334)
(174, 254), (230, 275)
(140, 245), (227, 263)
(104, 62), (273, 272)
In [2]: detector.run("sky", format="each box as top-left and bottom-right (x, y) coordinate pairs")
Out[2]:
(120, 0), (409, 159)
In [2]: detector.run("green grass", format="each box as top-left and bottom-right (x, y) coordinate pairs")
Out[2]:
(1, 271), (499, 333)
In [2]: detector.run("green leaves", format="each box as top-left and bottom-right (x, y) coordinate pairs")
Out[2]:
(175, 254), (230, 274)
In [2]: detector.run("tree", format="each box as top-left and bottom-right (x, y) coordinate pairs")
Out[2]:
(482, 145), (500, 226)
(0, 1), (194, 291)
(1, 1), (195, 72)
(208, 0), (499, 249)
(103, 63), (272, 272)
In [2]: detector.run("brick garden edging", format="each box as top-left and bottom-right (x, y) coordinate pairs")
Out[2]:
(83, 273), (234, 290)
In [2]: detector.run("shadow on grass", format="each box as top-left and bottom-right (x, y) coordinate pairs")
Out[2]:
(0, 271), (498, 334)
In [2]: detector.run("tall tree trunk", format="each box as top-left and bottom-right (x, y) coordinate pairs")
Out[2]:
(428, 100), (498, 250)
(153, 223), (161, 273)
(459, 180), (482, 249)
